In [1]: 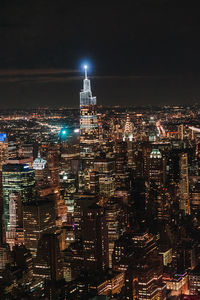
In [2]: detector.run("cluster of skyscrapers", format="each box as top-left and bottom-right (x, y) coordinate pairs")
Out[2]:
(1, 68), (200, 299)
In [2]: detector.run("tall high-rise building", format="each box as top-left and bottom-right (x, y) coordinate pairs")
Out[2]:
(79, 65), (99, 190)
(33, 151), (48, 187)
(23, 200), (56, 257)
(99, 175), (115, 196)
(2, 163), (36, 231)
(105, 198), (125, 268)
(0, 133), (8, 171)
(60, 172), (77, 219)
(148, 149), (166, 186)
(94, 158), (115, 196)
(73, 193), (97, 238)
(34, 233), (63, 282)
(0, 244), (10, 270)
(115, 141), (129, 189)
(123, 114), (133, 141)
(12, 244), (33, 281)
(178, 124), (184, 140)
(0, 133), (8, 246)
(6, 193), (23, 249)
(46, 145), (60, 187)
(125, 257), (166, 300)
(82, 204), (109, 271)
(89, 171), (99, 194)
(149, 116), (157, 142)
(8, 141), (18, 159)
(179, 153), (190, 215)
(156, 187), (171, 220)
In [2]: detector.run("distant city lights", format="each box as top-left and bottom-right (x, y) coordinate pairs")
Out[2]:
(74, 128), (80, 133)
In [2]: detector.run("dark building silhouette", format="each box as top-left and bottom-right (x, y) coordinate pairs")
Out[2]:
(34, 233), (63, 282)
(82, 204), (109, 271)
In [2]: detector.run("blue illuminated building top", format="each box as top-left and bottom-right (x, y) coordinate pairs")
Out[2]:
(0, 133), (7, 142)
(80, 65), (96, 106)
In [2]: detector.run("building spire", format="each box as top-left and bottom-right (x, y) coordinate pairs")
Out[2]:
(84, 65), (88, 79)
(83, 65), (91, 92)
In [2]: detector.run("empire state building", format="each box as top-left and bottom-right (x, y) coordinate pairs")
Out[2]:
(79, 65), (99, 190)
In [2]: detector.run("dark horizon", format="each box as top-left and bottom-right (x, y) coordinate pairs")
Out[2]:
(0, 71), (200, 109)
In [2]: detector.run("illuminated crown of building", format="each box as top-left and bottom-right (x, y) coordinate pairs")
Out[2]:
(33, 151), (47, 170)
(123, 114), (133, 141)
(150, 149), (162, 159)
(124, 114), (133, 133)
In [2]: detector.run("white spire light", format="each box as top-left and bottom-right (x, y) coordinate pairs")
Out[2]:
(84, 65), (88, 79)
(82, 64), (91, 92)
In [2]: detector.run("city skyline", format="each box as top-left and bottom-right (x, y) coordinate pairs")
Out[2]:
(1, 60), (200, 299)
(1, 2), (200, 299)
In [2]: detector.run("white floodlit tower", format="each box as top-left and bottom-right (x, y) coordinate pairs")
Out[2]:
(79, 65), (99, 191)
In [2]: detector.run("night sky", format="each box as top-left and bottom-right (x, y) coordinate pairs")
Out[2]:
(1, 0), (200, 108)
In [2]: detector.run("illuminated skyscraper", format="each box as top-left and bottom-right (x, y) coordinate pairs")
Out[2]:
(123, 114), (133, 141)
(93, 158), (115, 196)
(33, 151), (48, 186)
(0, 133), (8, 171)
(23, 200), (56, 257)
(2, 163), (36, 231)
(0, 133), (8, 246)
(178, 124), (184, 140)
(8, 141), (18, 159)
(149, 149), (166, 186)
(80, 65), (98, 148)
(115, 141), (129, 189)
(33, 151), (47, 171)
(179, 153), (190, 215)
(79, 65), (99, 190)
(105, 198), (124, 268)
(60, 172), (76, 217)
(149, 116), (157, 142)
(6, 193), (23, 249)
(46, 145), (60, 187)
(156, 187), (171, 220)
